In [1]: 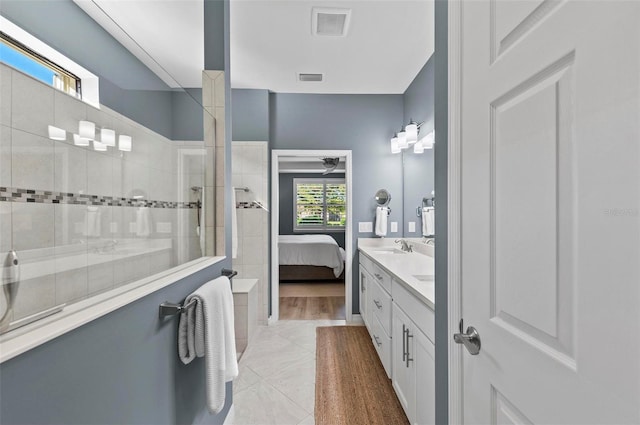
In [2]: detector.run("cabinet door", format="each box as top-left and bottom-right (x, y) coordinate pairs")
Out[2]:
(414, 329), (435, 425)
(392, 304), (415, 423)
(359, 266), (370, 329)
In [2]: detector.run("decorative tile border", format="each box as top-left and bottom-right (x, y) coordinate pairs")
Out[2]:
(236, 201), (264, 209)
(0, 187), (198, 209)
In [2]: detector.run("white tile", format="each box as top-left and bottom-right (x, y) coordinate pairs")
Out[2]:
(87, 151), (113, 197)
(268, 355), (316, 414)
(243, 209), (263, 237)
(54, 204), (88, 246)
(232, 380), (308, 425)
(298, 414), (315, 425)
(0, 125), (11, 187)
(53, 90), (87, 141)
(205, 147), (215, 187)
(214, 75), (225, 107)
(233, 365), (261, 394)
(54, 142), (87, 194)
(242, 145), (263, 175)
(204, 107), (215, 147)
(11, 129), (54, 191)
(12, 203), (54, 251)
(202, 73), (213, 108)
(87, 261), (114, 295)
(55, 266), (88, 305)
(11, 71), (54, 138)
(232, 144), (243, 175)
(241, 335), (314, 379)
(0, 202), (12, 252)
(215, 146), (225, 187)
(0, 65), (11, 126)
(242, 236), (265, 266)
(12, 274), (56, 321)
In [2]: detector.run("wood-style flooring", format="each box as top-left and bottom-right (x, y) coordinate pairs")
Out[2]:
(280, 282), (345, 320)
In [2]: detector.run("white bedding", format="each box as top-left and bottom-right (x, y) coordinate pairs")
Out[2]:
(278, 234), (345, 277)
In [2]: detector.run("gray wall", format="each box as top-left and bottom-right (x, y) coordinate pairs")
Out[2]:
(278, 172), (346, 249)
(402, 57), (435, 236)
(0, 0), (203, 141)
(270, 93), (404, 313)
(0, 0), (233, 423)
(232, 89), (270, 141)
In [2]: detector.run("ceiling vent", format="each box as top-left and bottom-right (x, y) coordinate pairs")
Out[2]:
(298, 73), (323, 82)
(312, 7), (351, 37)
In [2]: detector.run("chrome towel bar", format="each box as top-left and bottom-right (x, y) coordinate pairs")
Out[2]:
(159, 268), (238, 318)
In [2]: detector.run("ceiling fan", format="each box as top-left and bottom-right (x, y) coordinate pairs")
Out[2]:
(321, 157), (340, 175)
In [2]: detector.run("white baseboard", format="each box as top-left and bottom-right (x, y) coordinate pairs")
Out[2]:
(349, 314), (364, 325)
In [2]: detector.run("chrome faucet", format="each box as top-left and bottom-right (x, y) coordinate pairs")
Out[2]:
(395, 239), (413, 252)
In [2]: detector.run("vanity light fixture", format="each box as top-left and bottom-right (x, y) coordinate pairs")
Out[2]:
(73, 133), (91, 147)
(420, 131), (435, 149)
(118, 134), (132, 152)
(405, 120), (419, 144)
(397, 129), (408, 149)
(413, 140), (424, 154)
(79, 120), (95, 139)
(93, 140), (107, 151)
(100, 128), (116, 147)
(390, 133), (401, 154)
(47, 125), (66, 141)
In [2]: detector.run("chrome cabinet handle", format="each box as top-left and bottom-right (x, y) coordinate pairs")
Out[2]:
(373, 299), (382, 309)
(404, 326), (414, 367)
(374, 273), (383, 280)
(373, 335), (382, 347)
(402, 324), (407, 362)
(454, 318), (481, 355)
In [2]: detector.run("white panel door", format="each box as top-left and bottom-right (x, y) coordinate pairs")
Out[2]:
(458, 1), (640, 423)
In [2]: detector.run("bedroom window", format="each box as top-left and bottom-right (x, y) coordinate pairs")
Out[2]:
(294, 178), (346, 232)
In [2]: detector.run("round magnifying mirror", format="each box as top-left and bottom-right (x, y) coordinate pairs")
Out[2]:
(375, 189), (391, 207)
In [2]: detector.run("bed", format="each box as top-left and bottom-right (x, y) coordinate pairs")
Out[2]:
(278, 234), (346, 281)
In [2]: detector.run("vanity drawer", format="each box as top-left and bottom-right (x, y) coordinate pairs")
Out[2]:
(370, 278), (392, 336)
(370, 263), (392, 294)
(370, 314), (392, 378)
(359, 252), (373, 274)
(393, 280), (435, 344)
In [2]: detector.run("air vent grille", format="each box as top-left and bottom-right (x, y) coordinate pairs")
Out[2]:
(299, 73), (323, 82)
(312, 7), (351, 37)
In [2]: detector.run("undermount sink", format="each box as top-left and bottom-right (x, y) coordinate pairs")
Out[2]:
(372, 248), (407, 255)
(412, 274), (434, 282)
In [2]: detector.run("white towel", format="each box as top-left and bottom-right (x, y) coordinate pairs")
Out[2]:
(422, 207), (435, 236)
(231, 188), (238, 259)
(178, 276), (238, 414)
(136, 207), (150, 237)
(375, 206), (388, 237)
(84, 207), (101, 237)
(199, 188), (205, 255)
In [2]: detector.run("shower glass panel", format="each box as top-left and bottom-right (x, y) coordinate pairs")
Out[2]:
(0, 2), (214, 333)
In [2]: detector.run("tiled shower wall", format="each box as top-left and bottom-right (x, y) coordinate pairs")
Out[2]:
(0, 63), (206, 326)
(232, 142), (269, 325)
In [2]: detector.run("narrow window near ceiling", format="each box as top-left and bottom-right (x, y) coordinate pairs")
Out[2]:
(294, 178), (346, 232)
(1, 31), (82, 98)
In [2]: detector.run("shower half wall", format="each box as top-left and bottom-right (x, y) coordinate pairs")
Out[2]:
(0, 63), (207, 330)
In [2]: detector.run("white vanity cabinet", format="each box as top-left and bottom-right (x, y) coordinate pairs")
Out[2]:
(359, 253), (393, 378)
(391, 290), (435, 425)
(358, 242), (436, 425)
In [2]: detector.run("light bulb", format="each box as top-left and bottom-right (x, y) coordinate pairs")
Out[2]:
(79, 120), (95, 139)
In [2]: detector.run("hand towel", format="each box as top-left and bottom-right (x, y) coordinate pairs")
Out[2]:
(178, 276), (238, 414)
(84, 207), (101, 237)
(231, 188), (238, 258)
(375, 206), (388, 237)
(136, 207), (150, 237)
(422, 207), (435, 236)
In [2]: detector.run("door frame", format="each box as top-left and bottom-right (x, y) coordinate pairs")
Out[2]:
(447, 0), (463, 422)
(270, 149), (354, 323)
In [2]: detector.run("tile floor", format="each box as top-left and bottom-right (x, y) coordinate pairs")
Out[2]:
(230, 319), (347, 425)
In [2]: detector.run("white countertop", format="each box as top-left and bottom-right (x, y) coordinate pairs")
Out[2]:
(358, 238), (435, 309)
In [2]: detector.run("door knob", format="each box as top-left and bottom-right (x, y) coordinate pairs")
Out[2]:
(453, 318), (481, 355)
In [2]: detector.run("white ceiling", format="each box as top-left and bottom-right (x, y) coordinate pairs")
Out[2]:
(75, 0), (434, 94)
(231, 0), (434, 94)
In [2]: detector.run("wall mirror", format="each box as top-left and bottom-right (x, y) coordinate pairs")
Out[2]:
(0, 1), (216, 333)
(375, 189), (392, 207)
